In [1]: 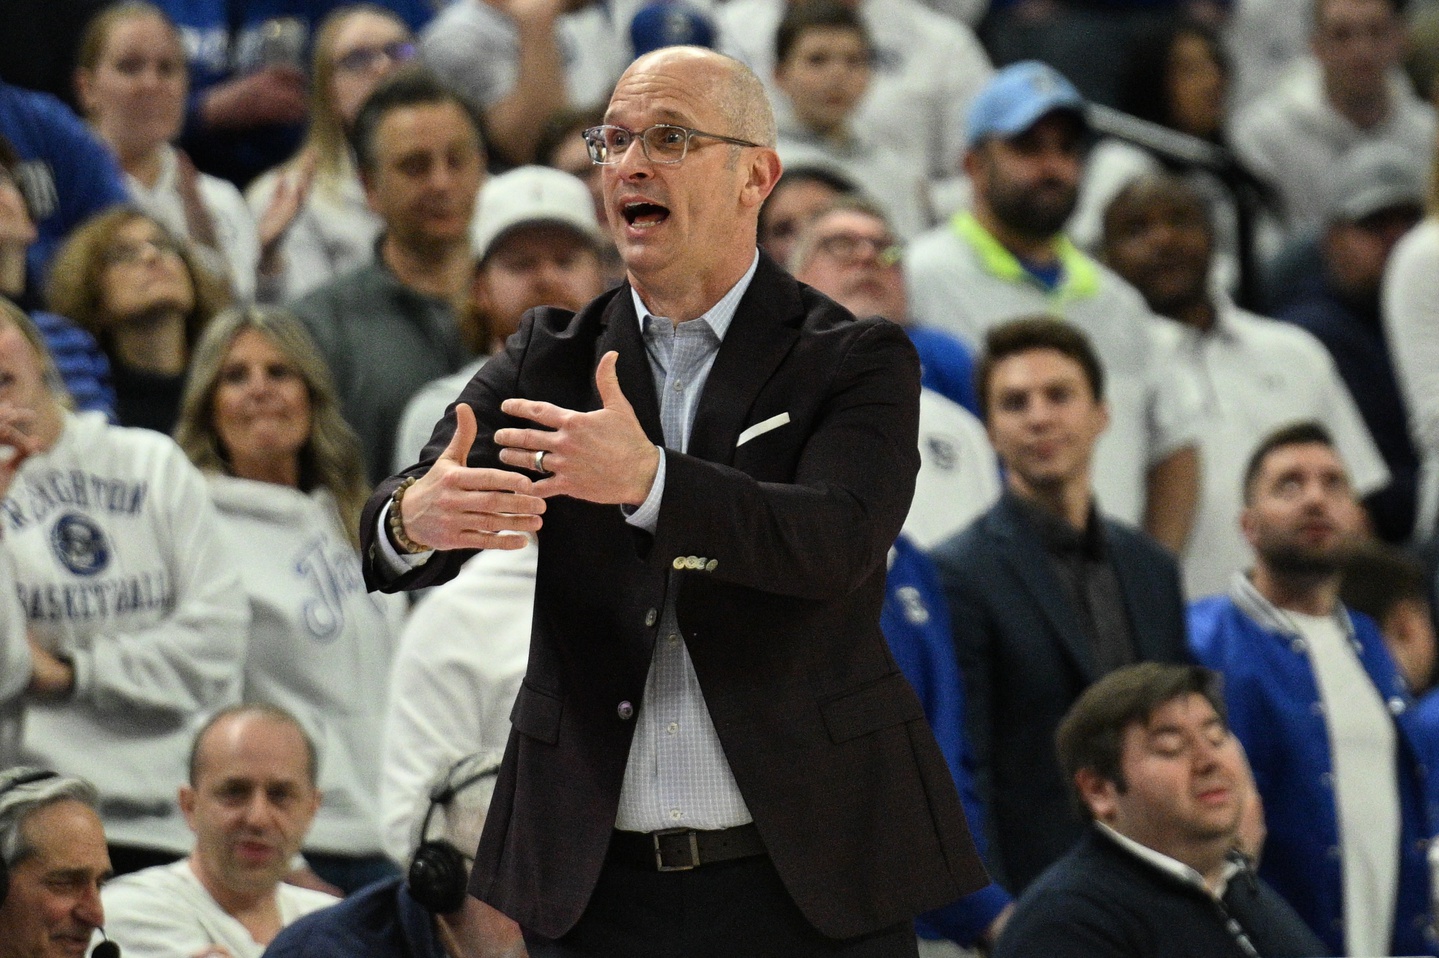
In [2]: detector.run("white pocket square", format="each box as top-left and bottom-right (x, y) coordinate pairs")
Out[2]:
(737, 412), (790, 447)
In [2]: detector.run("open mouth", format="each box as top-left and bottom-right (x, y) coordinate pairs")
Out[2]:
(622, 202), (670, 229)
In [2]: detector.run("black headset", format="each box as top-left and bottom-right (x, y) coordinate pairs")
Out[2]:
(0, 768), (60, 910)
(407, 753), (503, 914)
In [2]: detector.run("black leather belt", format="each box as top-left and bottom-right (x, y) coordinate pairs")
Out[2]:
(611, 823), (766, 872)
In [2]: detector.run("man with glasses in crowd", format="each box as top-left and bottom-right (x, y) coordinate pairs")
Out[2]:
(362, 44), (986, 958)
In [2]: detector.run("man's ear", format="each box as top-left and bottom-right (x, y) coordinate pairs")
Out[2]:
(178, 785), (197, 831)
(1074, 767), (1118, 823)
(743, 149), (784, 211)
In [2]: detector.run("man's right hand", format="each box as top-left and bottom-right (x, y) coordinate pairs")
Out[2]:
(400, 403), (546, 552)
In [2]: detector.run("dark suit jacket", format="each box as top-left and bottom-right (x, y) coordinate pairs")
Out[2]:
(360, 255), (988, 940)
(930, 493), (1188, 893)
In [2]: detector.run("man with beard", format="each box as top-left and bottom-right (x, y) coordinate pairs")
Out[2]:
(904, 61), (1198, 553)
(1101, 173), (1388, 600)
(1189, 422), (1435, 957)
(992, 663), (1325, 958)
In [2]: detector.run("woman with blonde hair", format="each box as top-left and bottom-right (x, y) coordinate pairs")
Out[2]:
(174, 305), (406, 892)
(74, 1), (303, 302)
(245, 5), (417, 303)
(48, 206), (228, 433)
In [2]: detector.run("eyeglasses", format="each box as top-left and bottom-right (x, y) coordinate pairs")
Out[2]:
(334, 41), (416, 74)
(103, 235), (182, 266)
(582, 124), (762, 165)
(813, 233), (903, 267)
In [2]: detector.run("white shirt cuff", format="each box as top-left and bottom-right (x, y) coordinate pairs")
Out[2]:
(622, 447), (665, 533)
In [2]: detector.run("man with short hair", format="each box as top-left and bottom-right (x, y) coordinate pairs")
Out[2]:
(905, 62), (1199, 551)
(1276, 142), (1425, 542)
(291, 67), (486, 483)
(0, 768), (112, 958)
(1231, 0), (1435, 237)
(101, 705), (337, 958)
(789, 197), (997, 549)
(932, 317), (1189, 893)
(265, 751), (524, 958)
(1189, 422), (1434, 956)
(364, 44), (985, 957)
(1101, 172), (1388, 599)
(993, 663), (1327, 958)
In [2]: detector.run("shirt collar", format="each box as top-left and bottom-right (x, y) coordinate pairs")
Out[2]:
(1095, 822), (1242, 899)
(950, 211), (1101, 301)
(631, 250), (760, 343)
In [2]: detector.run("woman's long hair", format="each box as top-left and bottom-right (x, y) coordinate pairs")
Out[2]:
(174, 306), (370, 550)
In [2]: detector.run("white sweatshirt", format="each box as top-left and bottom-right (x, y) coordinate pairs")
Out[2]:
(206, 475), (406, 857)
(2, 412), (248, 852)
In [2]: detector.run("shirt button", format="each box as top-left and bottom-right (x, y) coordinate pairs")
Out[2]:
(667, 722), (678, 734)
(668, 633), (679, 646)
(617, 701), (634, 721)
(672, 556), (686, 570)
(644, 608), (657, 627)
(669, 809), (682, 821)
(1389, 696), (1407, 715)
(673, 382), (683, 391)
(704, 559), (718, 572)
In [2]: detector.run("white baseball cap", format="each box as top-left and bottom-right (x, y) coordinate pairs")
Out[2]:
(470, 165), (604, 261)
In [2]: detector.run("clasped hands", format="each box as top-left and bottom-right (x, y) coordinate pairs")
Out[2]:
(398, 352), (660, 552)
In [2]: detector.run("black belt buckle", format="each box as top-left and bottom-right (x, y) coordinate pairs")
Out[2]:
(652, 827), (701, 871)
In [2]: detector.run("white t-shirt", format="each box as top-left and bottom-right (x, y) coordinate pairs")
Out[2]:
(101, 858), (338, 958)
(903, 388), (999, 551)
(1291, 610), (1400, 958)
(1152, 302), (1388, 599)
(380, 542), (534, 863)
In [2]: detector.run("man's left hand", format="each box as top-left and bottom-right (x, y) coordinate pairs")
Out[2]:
(496, 350), (660, 506)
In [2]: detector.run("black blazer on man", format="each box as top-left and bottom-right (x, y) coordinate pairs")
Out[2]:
(361, 254), (988, 940)
(930, 494), (1188, 893)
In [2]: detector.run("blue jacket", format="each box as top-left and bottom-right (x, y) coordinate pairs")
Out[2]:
(883, 535), (1010, 945)
(1189, 579), (1435, 957)
(262, 876), (444, 958)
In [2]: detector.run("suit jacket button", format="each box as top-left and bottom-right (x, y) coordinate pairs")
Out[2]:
(705, 559), (718, 572)
(644, 608), (657, 627)
(617, 701), (634, 720)
(672, 557), (686, 570)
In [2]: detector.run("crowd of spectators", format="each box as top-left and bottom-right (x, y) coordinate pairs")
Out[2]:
(1, 0), (1439, 954)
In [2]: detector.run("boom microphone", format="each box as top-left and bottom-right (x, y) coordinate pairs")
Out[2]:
(92, 928), (121, 958)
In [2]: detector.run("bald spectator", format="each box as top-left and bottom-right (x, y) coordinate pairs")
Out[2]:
(1232, 0), (1435, 237)
(101, 705), (337, 958)
(0, 768), (113, 958)
(1102, 172), (1388, 598)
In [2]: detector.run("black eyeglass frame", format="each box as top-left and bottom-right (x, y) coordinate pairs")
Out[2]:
(582, 123), (764, 165)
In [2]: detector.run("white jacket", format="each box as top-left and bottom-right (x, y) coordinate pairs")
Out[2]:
(3, 412), (248, 852)
(207, 475), (406, 857)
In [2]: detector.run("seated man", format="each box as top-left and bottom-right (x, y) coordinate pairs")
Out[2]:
(932, 317), (1189, 893)
(101, 705), (338, 958)
(993, 663), (1328, 958)
(0, 767), (114, 958)
(264, 751), (524, 958)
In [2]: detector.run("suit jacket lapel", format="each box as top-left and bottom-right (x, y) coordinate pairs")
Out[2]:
(687, 256), (802, 465)
(992, 497), (1102, 683)
(596, 287), (664, 447)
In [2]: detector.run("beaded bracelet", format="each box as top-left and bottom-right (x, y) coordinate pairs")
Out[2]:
(388, 476), (429, 554)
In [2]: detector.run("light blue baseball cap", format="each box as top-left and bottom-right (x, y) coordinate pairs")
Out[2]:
(966, 61), (1088, 148)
